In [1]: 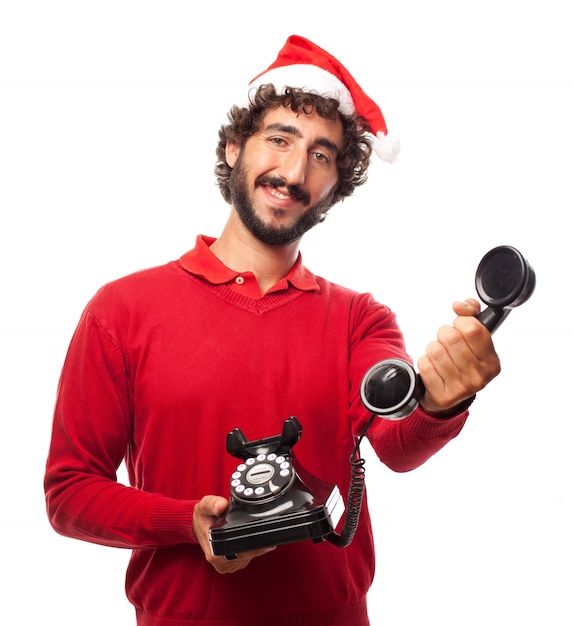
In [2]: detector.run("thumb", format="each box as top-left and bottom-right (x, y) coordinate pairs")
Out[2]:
(452, 298), (480, 316)
(205, 495), (229, 518)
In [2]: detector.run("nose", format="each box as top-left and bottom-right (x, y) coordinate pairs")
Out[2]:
(277, 148), (307, 186)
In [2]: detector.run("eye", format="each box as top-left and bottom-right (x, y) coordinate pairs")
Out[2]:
(268, 136), (289, 147)
(310, 151), (330, 164)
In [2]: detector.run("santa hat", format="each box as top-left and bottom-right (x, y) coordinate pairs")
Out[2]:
(239, 35), (400, 163)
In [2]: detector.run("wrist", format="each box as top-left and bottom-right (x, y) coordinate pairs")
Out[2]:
(421, 394), (476, 419)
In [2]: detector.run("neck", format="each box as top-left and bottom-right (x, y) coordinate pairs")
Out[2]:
(210, 212), (301, 295)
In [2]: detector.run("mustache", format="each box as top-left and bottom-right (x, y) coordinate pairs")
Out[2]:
(255, 175), (310, 206)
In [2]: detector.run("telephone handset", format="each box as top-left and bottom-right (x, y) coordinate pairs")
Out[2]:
(360, 245), (536, 420)
(209, 246), (535, 558)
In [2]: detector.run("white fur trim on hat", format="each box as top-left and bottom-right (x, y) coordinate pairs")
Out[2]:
(242, 64), (356, 116)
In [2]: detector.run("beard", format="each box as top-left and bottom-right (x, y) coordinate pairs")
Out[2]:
(228, 157), (337, 246)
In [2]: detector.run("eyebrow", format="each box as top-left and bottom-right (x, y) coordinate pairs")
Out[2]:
(264, 123), (340, 156)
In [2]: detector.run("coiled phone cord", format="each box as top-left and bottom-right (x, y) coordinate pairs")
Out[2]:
(327, 413), (377, 548)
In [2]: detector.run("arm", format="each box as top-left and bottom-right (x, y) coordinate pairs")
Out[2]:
(350, 296), (500, 472)
(44, 307), (197, 549)
(45, 305), (276, 573)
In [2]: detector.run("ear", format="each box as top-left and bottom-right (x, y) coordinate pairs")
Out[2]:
(225, 141), (241, 168)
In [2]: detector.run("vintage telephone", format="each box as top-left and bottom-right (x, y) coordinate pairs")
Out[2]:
(209, 245), (535, 558)
(208, 415), (350, 558)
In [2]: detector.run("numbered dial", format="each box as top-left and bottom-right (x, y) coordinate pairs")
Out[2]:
(230, 453), (295, 503)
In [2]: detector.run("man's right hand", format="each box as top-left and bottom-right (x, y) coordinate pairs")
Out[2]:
(192, 495), (276, 574)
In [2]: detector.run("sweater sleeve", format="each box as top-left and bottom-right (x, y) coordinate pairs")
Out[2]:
(347, 292), (470, 472)
(44, 307), (198, 549)
(366, 406), (468, 472)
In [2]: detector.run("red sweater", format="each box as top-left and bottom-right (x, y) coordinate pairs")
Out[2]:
(45, 236), (469, 626)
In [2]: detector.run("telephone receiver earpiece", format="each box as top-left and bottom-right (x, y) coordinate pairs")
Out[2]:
(360, 245), (535, 420)
(474, 245), (536, 333)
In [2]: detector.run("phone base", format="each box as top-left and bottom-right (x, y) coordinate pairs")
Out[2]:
(209, 476), (344, 559)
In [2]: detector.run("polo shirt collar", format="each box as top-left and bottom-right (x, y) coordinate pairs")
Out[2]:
(179, 235), (320, 293)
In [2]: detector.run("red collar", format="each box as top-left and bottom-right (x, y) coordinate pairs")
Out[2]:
(179, 235), (320, 298)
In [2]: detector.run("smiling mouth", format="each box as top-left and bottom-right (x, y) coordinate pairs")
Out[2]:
(265, 185), (291, 201)
(256, 176), (310, 206)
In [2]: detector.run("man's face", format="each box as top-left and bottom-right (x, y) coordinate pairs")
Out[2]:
(226, 106), (343, 246)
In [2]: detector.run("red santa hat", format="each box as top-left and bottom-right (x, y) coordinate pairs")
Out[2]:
(240, 35), (400, 163)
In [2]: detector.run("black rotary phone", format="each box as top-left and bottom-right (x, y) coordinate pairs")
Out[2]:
(209, 245), (535, 558)
(208, 416), (347, 558)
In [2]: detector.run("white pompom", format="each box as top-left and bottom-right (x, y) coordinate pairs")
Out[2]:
(373, 131), (401, 163)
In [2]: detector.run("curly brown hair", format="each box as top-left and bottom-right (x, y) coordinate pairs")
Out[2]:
(215, 85), (373, 205)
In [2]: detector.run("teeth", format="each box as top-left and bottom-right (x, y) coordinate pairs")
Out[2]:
(269, 186), (289, 200)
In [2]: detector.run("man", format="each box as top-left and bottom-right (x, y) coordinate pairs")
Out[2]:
(45, 35), (500, 625)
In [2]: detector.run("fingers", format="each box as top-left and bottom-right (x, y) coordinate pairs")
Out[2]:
(418, 308), (501, 413)
(209, 546), (277, 575)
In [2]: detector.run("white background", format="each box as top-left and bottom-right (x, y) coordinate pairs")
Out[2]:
(1, 1), (572, 624)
